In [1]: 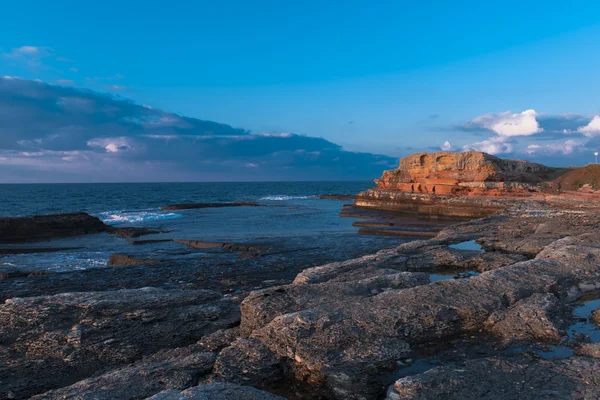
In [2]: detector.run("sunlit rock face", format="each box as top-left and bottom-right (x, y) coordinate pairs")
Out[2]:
(374, 151), (550, 196)
(353, 151), (560, 218)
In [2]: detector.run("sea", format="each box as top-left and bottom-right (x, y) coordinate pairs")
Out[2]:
(0, 182), (412, 281)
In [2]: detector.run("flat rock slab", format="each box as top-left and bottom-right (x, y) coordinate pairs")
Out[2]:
(161, 202), (264, 210)
(386, 355), (600, 400)
(108, 253), (162, 267)
(0, 212), (108, 243)
(30, 347), (216, 400)
(0, 287), (240, 399)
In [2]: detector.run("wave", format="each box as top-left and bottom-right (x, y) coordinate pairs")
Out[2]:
(259, 195), (316, 201)
(99, 210), (184, 225)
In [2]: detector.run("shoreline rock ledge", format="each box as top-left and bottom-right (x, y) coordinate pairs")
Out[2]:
(353, 151), (591, 217)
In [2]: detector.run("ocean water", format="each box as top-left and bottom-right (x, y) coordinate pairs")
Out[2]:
(0, 182), (414, 276)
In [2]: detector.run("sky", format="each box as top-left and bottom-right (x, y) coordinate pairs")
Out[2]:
(1, 0), (600, 182)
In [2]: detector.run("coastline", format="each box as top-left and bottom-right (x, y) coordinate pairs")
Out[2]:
(2, 196), (600, 399)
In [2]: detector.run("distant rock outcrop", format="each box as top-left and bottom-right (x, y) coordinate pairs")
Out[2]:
(374, 151), (553, 196)
(352, 151), (597, 217)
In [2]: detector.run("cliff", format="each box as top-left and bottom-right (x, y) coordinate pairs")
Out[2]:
(355, 151), (597, 217)
(374, 151), (555, 196)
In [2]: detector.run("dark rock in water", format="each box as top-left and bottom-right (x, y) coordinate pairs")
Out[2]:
(130, 239), (173, 245)
(175, 240), (269, 252)
(108, 253), (161, 267)
(318, 194), (356, 200)
(484, 293), (562, 343)
(0, 287), (240, 398)
(0, 212), (108, 243)
(30, 347), (216, 400)
(161, 202), (264, 211)
(146, 383), (286, 400)
(213, 338), (284, 388)
(0, 246), (83, 255)
(108, 227), (164, 238)
(385, 355), (600, 399)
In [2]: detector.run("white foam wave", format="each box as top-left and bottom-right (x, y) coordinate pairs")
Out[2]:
(99, 210), (183, 225)
(260, 195), (315, 201)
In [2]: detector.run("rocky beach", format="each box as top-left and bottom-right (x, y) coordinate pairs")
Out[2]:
(2, 152), (600, 399)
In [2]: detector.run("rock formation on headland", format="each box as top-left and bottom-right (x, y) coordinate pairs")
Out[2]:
(355, 151), (600, 217)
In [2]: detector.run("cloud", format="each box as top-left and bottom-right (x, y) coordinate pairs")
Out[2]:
(525, 139), (587, 155)
(463, 136), (513, 155)
(578, 116), (600, 137)
(440, 141), (454, 151)
(467, 109), (543, 137)
(0, 77), (397, 182)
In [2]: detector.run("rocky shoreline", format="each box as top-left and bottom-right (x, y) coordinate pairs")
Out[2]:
(1, 198), (600, 399)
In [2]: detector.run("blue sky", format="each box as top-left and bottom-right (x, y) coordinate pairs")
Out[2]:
(1, 1), (600, 182)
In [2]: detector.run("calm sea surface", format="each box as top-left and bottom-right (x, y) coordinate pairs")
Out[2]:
(0, 182), (410, 274)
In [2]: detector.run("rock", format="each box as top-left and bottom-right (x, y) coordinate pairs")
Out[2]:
(213, 339), (284, 387)
(130, 239), (173, 245)
(108, 227), (163, 238)
(574, 343), (600, 358)
(108, 253), (161, 267)
(146, 383), (285, 400)
(292, 240), (525, 286)
(385, 355), (600, 400)
(0, 212), (108, 243)
(30, 347), (216, 400)
(318, 194), (355, 200)
(484, 293), (561, 343)
(198, 327), (241, 352)
(0, 287), (240, 398)
(592, 309), (600, 327)
(241, 271), (429, 336)
(352, 151), (600, 218)
(0, 246), (83, 255)
(239, 238), (600, 398)
(175, 240), (269, 252)
(161, 202), (264, 211)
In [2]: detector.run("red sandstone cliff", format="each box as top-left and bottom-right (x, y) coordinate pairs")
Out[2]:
(354, 151), (598, 218)
(374, 151), (555, 196)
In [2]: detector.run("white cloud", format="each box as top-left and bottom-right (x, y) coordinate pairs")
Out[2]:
(440, 141), (454, 151)
(578, 116), (600, 137)
(463, 136), (513, 155)
(525, 139), (587, 155)
(470, 109), (543, 137)
(87, 137), (137, 153)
